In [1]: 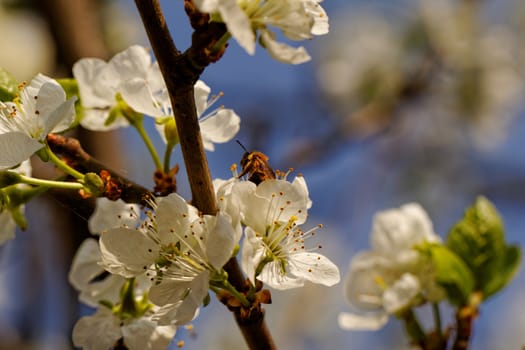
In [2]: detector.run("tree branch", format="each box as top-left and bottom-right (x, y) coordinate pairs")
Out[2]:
(133, 1), (275, 349)
(47, 134), (152, 206)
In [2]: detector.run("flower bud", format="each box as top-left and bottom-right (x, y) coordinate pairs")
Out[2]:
(82, 172), (105, 196)
(160, 117), (179, 147)
(0, 171), (22, 188)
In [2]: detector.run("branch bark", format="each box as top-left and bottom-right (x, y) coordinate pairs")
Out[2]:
(133, 1), (275, 349)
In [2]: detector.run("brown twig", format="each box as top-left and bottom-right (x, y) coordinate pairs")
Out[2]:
(133, 1), (276, 349)
(452, 305), (477, 350)
(47, 134), (152, 206)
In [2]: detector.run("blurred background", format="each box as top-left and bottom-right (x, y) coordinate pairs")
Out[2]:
(0, 0), (524, 349)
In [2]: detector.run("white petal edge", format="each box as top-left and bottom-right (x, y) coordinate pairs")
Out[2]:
(338, 312), (389, 331)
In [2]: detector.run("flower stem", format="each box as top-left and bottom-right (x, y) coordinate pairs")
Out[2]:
(401, 309), (427, 348)
(211, 32), (232, 53)
(432, 302), (443, 343)
(45, 146), (85, 179)
(18, 175), (84, 190)
(216, 279), (251, 308)
(120, 277), (137, 316)
(130, 119), (163, 170)
(163, 143), (176, 173)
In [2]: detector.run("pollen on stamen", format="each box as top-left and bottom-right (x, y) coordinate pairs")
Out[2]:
(308, 268), (312, 273)
(177, 340), (185, 348)
(279, 191), (284, 196)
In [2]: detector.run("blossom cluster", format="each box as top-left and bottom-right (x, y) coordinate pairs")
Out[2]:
(69, 174), (340, 348)
(339, 203), (444, 330)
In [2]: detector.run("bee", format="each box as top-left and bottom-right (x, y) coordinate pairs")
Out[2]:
(237, 141), (276, 185)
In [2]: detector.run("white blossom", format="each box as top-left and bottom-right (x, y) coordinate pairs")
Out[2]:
(193, 0), (329, 64)
(73, 45), (153, 130)
(235, 177), (340, 290)
(99, 193), (237, 325)
(72, 306), (176, 350)
(339, 203), (443, 331)
(0, 74), (75, 169)
(69, 238), (150, 307)
(75, 45), (240, 150)
(128, 79), (240, 152)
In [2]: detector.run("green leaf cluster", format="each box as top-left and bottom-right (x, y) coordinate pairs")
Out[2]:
(446, 196), (521, 301)
(418, 243), (474, 306)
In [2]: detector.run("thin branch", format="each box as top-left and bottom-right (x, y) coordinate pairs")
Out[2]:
(47, 134), (152, 206)
(133, 1), (276, 349)
(452, 305), (477, 350)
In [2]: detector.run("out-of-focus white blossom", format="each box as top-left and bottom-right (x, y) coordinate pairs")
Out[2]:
(339, 203), (443, 331)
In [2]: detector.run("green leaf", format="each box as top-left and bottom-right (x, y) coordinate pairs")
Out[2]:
(419, 244), (475, 306)
(446, 196), (521, 299)
(57, 78), (84, 125)
(483, 245), (521, 298)
(0, 67), (18, 101)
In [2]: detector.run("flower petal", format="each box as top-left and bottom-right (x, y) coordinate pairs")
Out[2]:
(382, 273), (420, 314)
(156, 193), (198, 245)
(241, 227), (266, 282)
(80, 108), (129, 131)
(288, 252), (340, 287)
(194, 80), (211, 117)
(99, 228), (159, 278)
(370, 203), (440, 258)
(151, 271), (208, 325)
(343, 251), (393, 311)
(259, 259), (305, 290)
(88, 198), (140, 235)
(46, 95), (76, 134)
(120, 77), (164, 117)
(200, 108), (240, 151)
(109, 45), (152, 80)
(0, 132), (42, 169)
(260, 30), (311, 64)
(122, 318), (176, 350)
(338, 312), (389, 331)
(73, 58), (115, 108)
(218, 0), (255, 54)
(72, 308), (122, 350)
(204, 212), (236, 270)
(68, 238), (103, 292)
